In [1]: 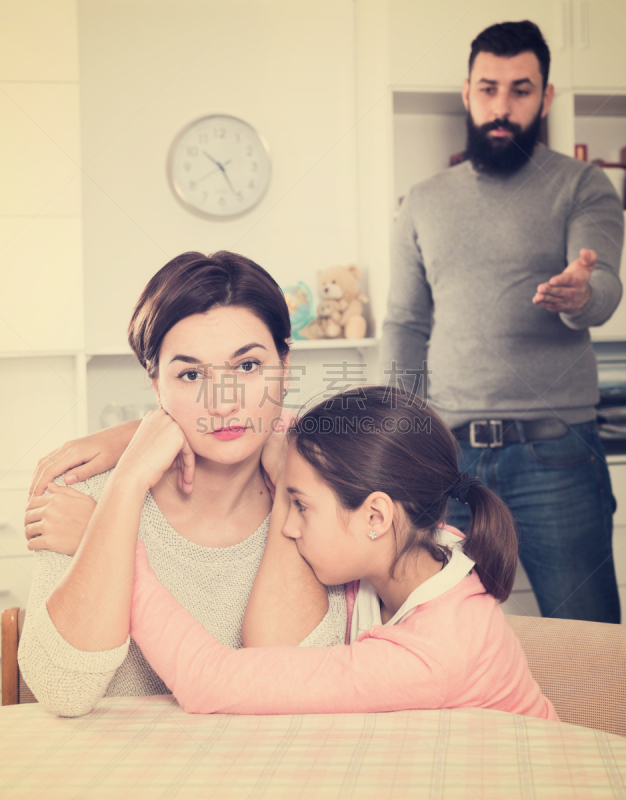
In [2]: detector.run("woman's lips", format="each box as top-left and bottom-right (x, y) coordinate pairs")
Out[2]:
(209, 426), (248, 441)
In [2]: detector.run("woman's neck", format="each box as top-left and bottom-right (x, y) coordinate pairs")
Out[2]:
(151, 454), (271, 547)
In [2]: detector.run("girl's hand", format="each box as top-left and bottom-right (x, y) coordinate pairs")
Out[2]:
(260, 429), (289, 499)
(29, 420), (140, 497)
(25, 483), (96, 556)
(116, 409), (195, 493)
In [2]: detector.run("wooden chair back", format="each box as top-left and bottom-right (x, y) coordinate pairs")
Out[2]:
(2, 607), (37, 706)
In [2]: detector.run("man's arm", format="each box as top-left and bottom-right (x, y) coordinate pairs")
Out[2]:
(381, 192), (434, 388)
(535, 165), (623, 329)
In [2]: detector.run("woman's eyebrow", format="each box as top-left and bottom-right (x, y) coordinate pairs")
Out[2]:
(169, 354), (202, 365)
(231, 342), (267, 359)
(168, 343), (267, 366)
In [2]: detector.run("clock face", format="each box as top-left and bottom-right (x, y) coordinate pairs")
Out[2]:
(167, 115), (271, 219)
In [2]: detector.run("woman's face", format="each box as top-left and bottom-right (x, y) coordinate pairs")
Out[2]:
(153, 305), (288, 466)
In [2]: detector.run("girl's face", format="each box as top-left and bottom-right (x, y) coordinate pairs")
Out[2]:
(153, 306), (288, 466)
(282, 444), (373, 586)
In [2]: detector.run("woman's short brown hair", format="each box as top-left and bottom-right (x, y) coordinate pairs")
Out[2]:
(128, 250), (291, 378)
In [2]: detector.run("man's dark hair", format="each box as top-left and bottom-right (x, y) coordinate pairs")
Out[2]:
(469, 20), (551, 89)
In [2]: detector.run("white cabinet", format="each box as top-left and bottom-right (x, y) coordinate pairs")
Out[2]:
(389, 0), (571, 90)
(570, 0), (626, 89)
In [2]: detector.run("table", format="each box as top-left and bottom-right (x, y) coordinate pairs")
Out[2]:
(0, 696), (624, 799)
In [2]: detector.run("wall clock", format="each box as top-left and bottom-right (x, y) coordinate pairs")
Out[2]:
(167, 115), (271, 219)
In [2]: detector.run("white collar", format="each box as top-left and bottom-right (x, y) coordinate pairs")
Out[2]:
(349, 527), (475, 643)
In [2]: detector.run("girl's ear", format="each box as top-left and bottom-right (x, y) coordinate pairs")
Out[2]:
(363, 492), (395, 538)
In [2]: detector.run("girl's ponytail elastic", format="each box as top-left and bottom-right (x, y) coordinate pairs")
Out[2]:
(448, 472), (481, 505)
(450, 474), (518, 602)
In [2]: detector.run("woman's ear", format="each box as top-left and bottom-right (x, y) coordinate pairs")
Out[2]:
(151, 377), (162, 409)
(282, 350), (291, 393)
(363, 492), (395, 538)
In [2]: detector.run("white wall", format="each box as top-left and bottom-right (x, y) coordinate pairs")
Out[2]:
(79, 0), (360, 351)
(0, 0), (83, 609)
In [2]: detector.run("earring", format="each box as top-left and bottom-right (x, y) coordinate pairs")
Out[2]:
(283, 388), (288, 398)
(368, 531), (377, 540)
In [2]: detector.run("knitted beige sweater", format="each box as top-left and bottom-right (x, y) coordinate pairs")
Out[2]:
(18, 471), (346, 717)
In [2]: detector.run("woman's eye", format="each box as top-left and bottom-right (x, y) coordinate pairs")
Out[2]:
(294, 499), (306, 513)
(180, 370), (202, 382)
(236, 360), (260, 374)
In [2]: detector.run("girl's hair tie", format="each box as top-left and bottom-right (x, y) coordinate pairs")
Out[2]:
(449, 472), (481, 504)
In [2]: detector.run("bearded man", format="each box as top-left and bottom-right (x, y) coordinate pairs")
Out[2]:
(381, 20), (623, 623)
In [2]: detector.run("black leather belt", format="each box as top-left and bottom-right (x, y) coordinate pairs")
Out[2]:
(452, 418), (569, 448)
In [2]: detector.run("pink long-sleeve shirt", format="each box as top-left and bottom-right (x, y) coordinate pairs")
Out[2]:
(130, 541), (557, 720)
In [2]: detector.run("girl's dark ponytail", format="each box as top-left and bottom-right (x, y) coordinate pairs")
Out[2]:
(460, 482), (518, 603)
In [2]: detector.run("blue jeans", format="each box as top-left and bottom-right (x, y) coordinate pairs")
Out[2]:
(446, 421), (621, 623)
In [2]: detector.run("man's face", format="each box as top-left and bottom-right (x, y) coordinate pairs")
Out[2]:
(462, 51), (554, 175)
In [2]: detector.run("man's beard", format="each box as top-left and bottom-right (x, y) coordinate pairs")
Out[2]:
(465, 106), (543, 176)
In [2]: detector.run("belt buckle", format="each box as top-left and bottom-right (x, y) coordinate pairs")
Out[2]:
(469, 419), (504, 448)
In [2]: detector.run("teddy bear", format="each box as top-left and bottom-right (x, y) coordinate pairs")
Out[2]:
(319, 265), (369, 339)
(299, 298), (343, 339)
(300, 266), (369, 340)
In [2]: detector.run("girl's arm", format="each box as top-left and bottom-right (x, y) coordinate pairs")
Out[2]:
(241, 477), (329, 647)
(29, 419), (195, 497)
(131, 542), (446, 715)
(29, 420), (140, 496)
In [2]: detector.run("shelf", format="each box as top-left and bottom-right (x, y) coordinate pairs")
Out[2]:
(574, 94), (626, 117)
(87, 348), (133, 357)
(393, 90), (464, 116)
(85, 340), (380, 356)
(0, 350), (81, 359)
(290, 338), (379, 351)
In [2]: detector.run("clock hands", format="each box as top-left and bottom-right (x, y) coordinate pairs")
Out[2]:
(194, 159), (232, 186)
(202, 151), (238, 196)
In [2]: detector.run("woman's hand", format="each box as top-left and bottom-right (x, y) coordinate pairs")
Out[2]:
(29, 420), (141, 497)
(25, 484), (96, 556)
(116, 409), (195, 493)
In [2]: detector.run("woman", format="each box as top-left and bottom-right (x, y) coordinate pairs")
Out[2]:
(19, 250), (346, 717)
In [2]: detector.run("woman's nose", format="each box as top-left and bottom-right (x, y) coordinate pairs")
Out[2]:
(196, 372), (242, 417)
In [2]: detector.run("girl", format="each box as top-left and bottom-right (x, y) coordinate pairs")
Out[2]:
(19, 251), (346, 717)
(129, 386), (558, 719)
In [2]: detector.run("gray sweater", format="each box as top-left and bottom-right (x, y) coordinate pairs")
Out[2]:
(18, 471), (347, 717)
(382, 145), (624, 429)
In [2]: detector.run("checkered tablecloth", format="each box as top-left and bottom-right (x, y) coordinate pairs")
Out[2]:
(0, 695), (624, 799)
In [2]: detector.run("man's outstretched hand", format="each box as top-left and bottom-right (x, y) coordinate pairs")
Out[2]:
(533, 248), (596, 315)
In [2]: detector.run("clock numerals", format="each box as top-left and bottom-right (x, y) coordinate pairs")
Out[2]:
(214, 127), (226, 138)
(183, 162), (191, 171)
(218, 196), (226, 207)
(188, 181), (197, 191)
(245, 145), (253, 157)
(186, 146), (198, 157)
(250, 162), (258, 173)
(249, 180), (255, 189)
(236, 192), (244, 202)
